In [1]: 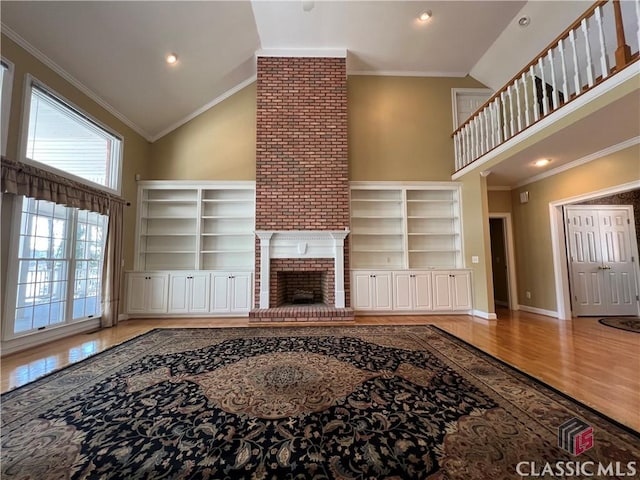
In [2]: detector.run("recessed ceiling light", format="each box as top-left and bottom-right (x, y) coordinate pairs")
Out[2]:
(418, 10), (432, 22)
(166, 53), (178, 65)
(534, 158), (551, 167)
(518, 15), (531, 27)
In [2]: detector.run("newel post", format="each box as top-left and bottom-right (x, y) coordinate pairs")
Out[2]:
(612, 0), (632, 69)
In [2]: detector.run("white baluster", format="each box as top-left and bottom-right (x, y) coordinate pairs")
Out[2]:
(500, 91), (509, 139)
(507, 85), (516, 136)
(594, 6), (609, 79)
(463, 125), (470, 167)
(569, 29), (582, 95)
(515, 76), (523, 132)
(558, 37), (570, 101)
(494, 99), (503, 144)
(537, 57), (549, 116)
(547, 49), (559, 110)
(529, 65), (540, 122)
(477, 114), (484, 157)
(521, 72), (530, 127)
(581, 17), (595, 87)
(454, 132), (460, 170)
(473, 117), (479, 161)
(483, 109), (491, 151)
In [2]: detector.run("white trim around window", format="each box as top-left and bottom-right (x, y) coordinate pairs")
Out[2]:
(18, 74), (124, 195)
(1, 57), (15, 157)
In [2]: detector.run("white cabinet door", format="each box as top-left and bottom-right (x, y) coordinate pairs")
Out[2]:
(189, 273), (211, 313)
(127, 273), (169, 314)
(353, 272), (374, 310)
(432, 272), (454, 311)
(146, 274), (169, 313)
(392, 273), (413, 310)
(211, 273), (231, 313)
(126, 274), (148, 313)
(414, 272), (433, 310)
(168, 274), (189, 314)
(372, 273), (393, 310)
(451, 271), (472, 310)
(231, 273), (252, 313)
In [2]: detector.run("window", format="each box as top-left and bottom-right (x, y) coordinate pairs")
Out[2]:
(1, 58), (14, 156)
(22, 77), (122, 193)
(11, 197), (107, 336)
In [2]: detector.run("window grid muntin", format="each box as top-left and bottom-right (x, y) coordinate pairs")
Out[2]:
(13, 198), (107, 335)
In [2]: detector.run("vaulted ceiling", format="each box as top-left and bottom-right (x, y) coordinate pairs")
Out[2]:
(1, 1), (593, 143)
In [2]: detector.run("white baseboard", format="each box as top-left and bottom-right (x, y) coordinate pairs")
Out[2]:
(118, 314), (129, 322)
(1, 318), (101, 357)
(354, 310), (473, 316)
(518, 305), (559, 318)
(472, 310), (498, 320)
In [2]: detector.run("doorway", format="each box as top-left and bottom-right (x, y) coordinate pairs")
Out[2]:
(490, 218), (509, 307)
(565, 205), (639, 316)
(488, 213), (518, 311)
(550, 182), (640, 320)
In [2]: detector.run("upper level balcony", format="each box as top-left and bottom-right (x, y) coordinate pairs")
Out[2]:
(452, 0), (639, 184)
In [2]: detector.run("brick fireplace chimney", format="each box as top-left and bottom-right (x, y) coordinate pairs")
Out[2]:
(251, 54), (352, 322)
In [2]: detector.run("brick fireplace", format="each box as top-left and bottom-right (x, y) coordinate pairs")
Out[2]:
(249, 53), (353, 323)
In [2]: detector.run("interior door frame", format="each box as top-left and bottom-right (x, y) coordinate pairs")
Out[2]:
(549, 180), (640, 320)
(488, 213), (519, 311)
(451, 88), (493, 130)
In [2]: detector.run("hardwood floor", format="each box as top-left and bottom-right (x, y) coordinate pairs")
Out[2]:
(2, 309), (639, 431)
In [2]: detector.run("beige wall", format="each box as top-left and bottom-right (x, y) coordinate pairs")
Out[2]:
(460, 173), (494, 315)
(149, 75), (487, 183)
(512, 146), (640, 312)
(0, 34), (150, 315)
(348, 75), (486, 181)
(488, 190), (513, 213)
(150, 83), (256, 180)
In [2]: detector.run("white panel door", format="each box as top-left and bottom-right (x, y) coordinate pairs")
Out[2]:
(168, 274), (189, 314)
(413, 273), (433, 310)
(393, 273), (413, 310)
(231, 273), (252, 313)
(372, 273), (393, 310)
(598, 209), (637, 315)
(566, 208), (606, 315)
(353, 273), (374, 310)
(566, 206), (638, 316)
(432, 271), (454, 311)
(451, 271), (472, 310)
(147, 274), (169, 314)
(189, 273), (211, 313)
(453, 89), (493, 128)
(211, 273), (231, 313)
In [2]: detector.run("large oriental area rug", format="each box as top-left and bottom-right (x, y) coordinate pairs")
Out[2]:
(2, 327), (639, 479)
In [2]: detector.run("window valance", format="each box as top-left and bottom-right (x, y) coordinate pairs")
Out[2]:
(1, 156), (124, 215)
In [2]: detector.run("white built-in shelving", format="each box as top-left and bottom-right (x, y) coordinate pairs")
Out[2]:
(350, 182), (462, 270)
(135, 181), (255, 271)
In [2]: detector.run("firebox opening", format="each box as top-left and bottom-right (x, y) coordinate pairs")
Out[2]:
(276, 271), (330, 307)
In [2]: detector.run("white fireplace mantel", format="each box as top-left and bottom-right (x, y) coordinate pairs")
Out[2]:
(255, 230), (350, 309)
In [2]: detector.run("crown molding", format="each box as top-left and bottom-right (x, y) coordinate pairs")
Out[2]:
(514, 136), (640, 188)
(257, 48), (347, 58)
(150, 75), (257, 142)
(348, 70), (468, 78)
(1, 23), (152, 141)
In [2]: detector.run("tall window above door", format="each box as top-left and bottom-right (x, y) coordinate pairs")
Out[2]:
(21, 76), (123, 194)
